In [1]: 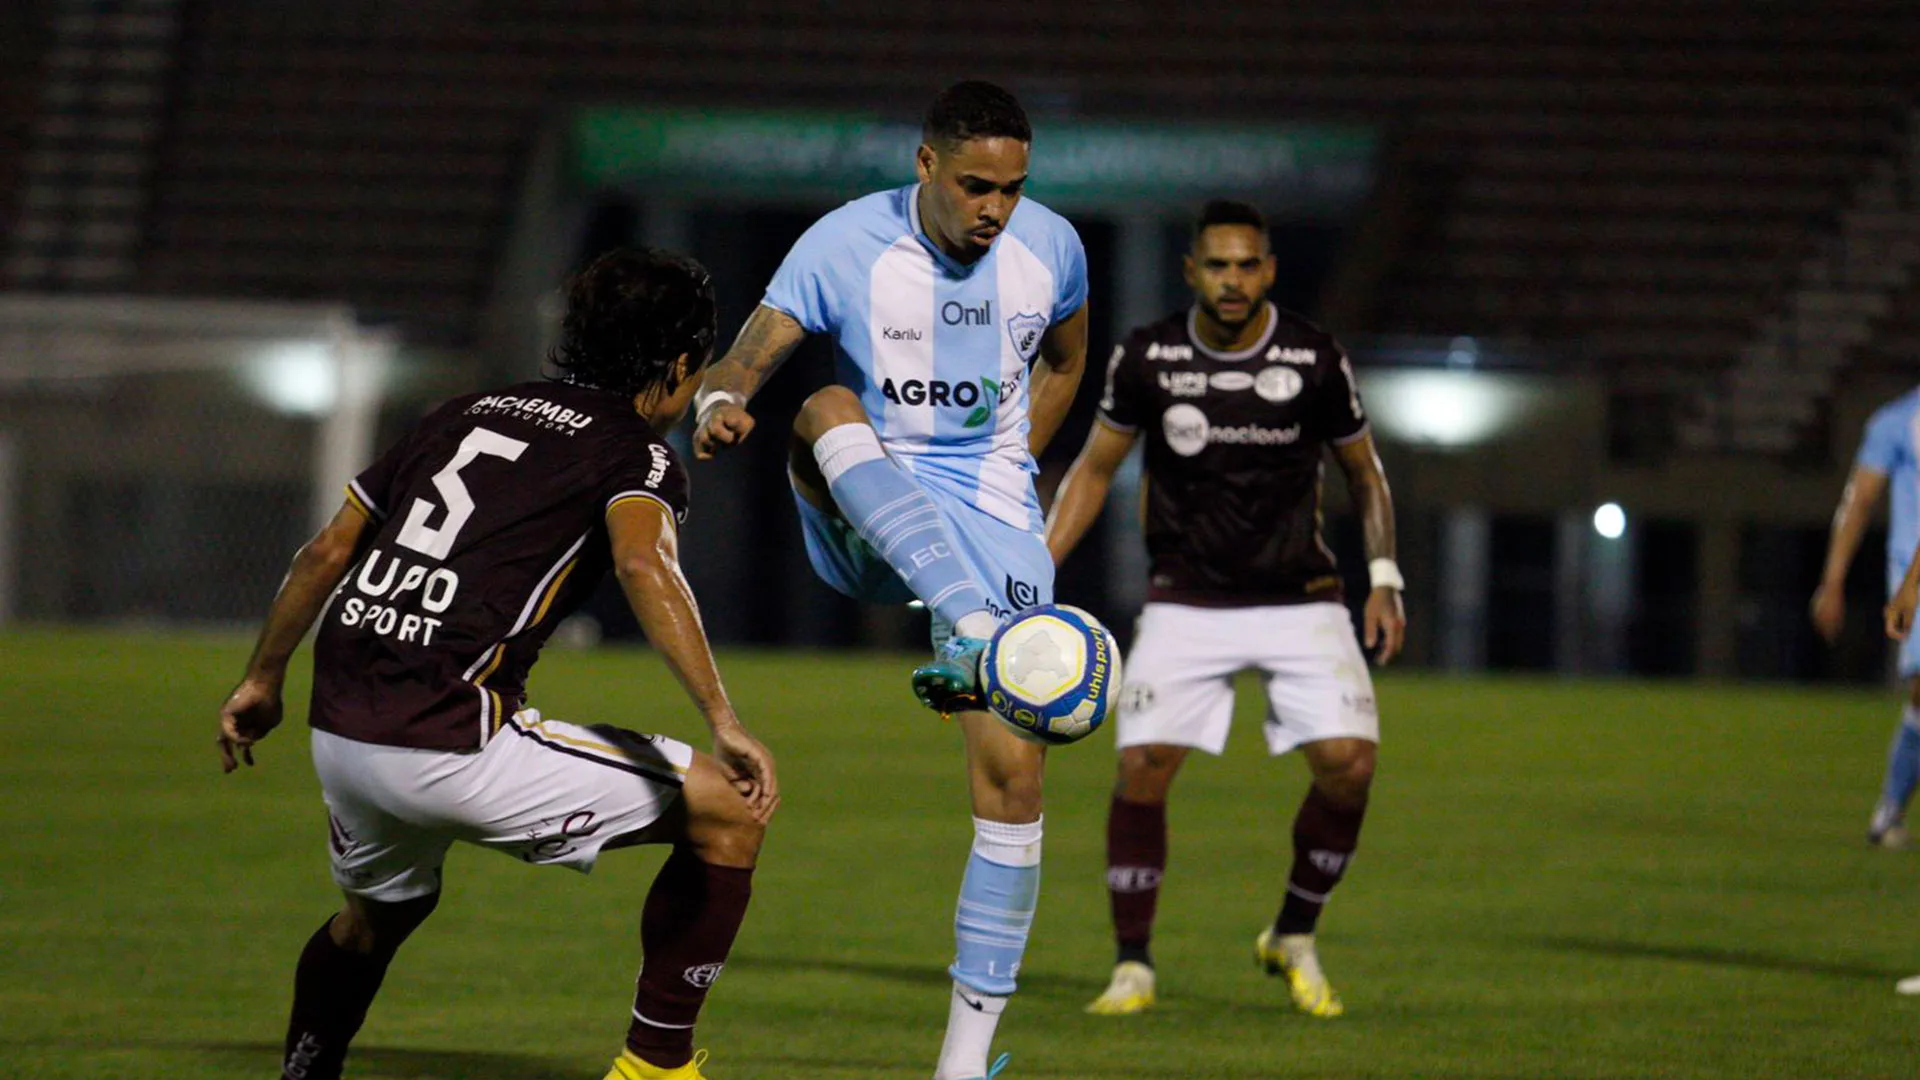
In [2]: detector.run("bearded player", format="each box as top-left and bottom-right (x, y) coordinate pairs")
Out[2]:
(692, 81), (1087, 1079)
(218, 249), (778, 1080)
(1047, 200), (1404, 1019)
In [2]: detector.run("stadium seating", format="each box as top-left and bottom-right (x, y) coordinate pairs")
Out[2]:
(3, 0), (1916, 433)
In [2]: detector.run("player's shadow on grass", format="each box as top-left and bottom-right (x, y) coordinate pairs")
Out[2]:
(732, 953), (1108, 996)
(183, 1041), (578, 1079)
(1533, 935), (1898, 981)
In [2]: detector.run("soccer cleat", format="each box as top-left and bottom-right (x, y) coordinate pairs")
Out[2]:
(1085, 960), (1157, 1015)
(605, 1047), (709, 1080)
(1870, 824), (1912, 849)
(1869, 804), (1910, 849)
(1897, 974), (1920, 995)
(913, 636), (989, 716)
(1255, 928), (1345, 1018)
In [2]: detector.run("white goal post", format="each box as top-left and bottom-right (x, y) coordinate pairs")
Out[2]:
(0, 295), (395, 624)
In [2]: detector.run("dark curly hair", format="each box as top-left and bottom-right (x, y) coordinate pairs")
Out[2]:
(923, 80), (1031, 151)
(1193, 199), (1267, 239)
(549, 247), (717, 399)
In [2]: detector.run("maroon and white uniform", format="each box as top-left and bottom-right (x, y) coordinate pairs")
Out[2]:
(310, 380), (696, 901)
(1098, 304), (1379, 755)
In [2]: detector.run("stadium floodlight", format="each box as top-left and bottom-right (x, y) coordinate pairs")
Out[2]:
(1593, 502), (1627, 540)
(242, 342), (340, 417)
(1364, 371), (1526, 449)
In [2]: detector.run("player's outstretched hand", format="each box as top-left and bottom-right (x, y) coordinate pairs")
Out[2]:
(218, 676), (284, 773)
(693, 403), (755, 461)
(1887, 581), (1920, 642)
(712, 721), (780, 823)
(1364, 586), (1406, 666)
(1811, 583), (1847, 644)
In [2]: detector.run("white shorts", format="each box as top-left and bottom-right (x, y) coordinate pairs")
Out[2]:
(1115, 602), (1379, 757)
(312, 709), (694, 903)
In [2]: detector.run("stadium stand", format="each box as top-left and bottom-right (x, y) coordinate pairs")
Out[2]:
(4, 0), (1917, 458)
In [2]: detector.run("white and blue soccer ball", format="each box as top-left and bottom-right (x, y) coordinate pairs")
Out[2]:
(981, 604), (1121, 746)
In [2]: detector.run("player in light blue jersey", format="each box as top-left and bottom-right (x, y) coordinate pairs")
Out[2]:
(692, 81), (1088, 1080)
(1812, 386), (1920, 847)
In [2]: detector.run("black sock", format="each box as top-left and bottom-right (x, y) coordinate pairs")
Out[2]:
(626, 847), (756, 1069)
(282, 917), (393, 1080)
(1275, 785), (1367, 936)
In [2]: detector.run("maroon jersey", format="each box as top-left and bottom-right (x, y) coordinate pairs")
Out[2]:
(311, 380), (689, 750)
(1098, 303), (1368, 608)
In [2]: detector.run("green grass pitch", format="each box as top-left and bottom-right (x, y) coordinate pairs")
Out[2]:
(4, 627), (1918, 1079)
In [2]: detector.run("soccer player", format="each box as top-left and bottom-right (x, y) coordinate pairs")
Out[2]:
(1813, 384), (1920, 848)
(1046, 200), (1405, 1019)
(216, 249), (778, 1080)
(691, 81), (1087, 1079)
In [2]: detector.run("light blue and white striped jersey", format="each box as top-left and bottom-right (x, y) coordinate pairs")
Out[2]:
(1858, 386), (1920, 595)
(763, 184), (1088, 532)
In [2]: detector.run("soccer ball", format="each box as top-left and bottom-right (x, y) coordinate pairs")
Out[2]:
(981, 604), (1121, 746)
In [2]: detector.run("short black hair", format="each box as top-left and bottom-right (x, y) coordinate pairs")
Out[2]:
(550, 247), (716, 399)
(1193, 199), (1268, 240)
(923, 80), (1032, 150)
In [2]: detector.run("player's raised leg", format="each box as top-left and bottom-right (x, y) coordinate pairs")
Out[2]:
(791, 386), (1001, 707)
(1086, 743), (1188, 1015)
(280, 890), (439, 1080)
(607, 752), (767, 1080)
(1869, 677), (1920, 847)
(1256, 735), (1374, 1018)
(933, 712), (1046, 1080)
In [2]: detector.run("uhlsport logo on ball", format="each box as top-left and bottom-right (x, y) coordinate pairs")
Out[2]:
(980, 604), (1121, 745)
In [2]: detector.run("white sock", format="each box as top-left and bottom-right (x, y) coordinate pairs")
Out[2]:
(954, 609), (1000, 642)
(934, 981), (1009, 1080)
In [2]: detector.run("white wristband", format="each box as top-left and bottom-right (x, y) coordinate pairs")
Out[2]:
(694, 389), (745, 428)
(1368, 558), (1405, 592)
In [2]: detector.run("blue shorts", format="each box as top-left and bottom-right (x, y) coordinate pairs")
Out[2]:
(1903, 623), (1920, 680)
(791, 477), (1054, 646)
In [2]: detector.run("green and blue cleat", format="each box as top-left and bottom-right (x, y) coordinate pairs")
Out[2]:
(912, 635), (990, 716)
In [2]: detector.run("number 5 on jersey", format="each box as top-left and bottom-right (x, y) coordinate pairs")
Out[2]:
(395, 428), (529, 560)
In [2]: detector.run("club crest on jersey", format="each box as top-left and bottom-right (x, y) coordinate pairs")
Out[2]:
(1256, 366), (1303, 403)
(1006, 311), (1047, 362)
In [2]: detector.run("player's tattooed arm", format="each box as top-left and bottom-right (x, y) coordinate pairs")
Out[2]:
(219, 499), (373, 772)
(607, 499), (779, 821)
(1333, 431), (1407, 664)
(1026, 303), (1090, 459)
(693, 305), (810, 460)
(1814, 464), (1888, 643)
(1045, 418), (1138, 567)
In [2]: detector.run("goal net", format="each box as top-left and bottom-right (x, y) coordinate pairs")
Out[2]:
(0, 295), (394, 624)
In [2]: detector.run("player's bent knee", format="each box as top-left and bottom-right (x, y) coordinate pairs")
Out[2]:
(794, 385), (870, 443)
(1314, 746), (1376, 808)
(1116, 744), (1186, 803)
(679, 756), (767, 870)
(334, 890), (438, 957)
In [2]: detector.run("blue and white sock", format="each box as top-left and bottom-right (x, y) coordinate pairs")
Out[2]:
(1875, 705), (1920, 829)
(936, 817), (1042, 1080)
(814, 424), (992, 633)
